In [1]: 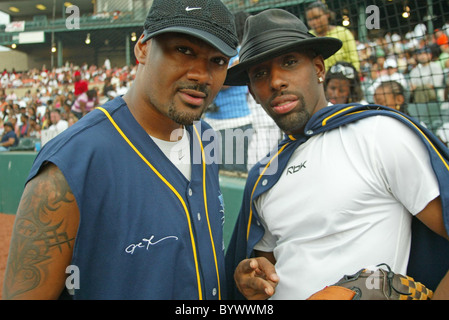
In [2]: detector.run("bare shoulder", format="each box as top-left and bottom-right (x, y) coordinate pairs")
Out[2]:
(2, 162), (80, 300)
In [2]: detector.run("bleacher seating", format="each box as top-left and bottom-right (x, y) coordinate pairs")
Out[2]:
(9, 137), (40, 151)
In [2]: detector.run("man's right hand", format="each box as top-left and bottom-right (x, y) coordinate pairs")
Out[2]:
(234, 257), (279, 300)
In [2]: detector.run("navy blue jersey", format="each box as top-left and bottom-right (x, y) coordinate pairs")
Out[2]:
(27, 97), (226, 300)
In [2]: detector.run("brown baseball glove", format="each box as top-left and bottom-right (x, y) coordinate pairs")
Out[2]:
(307, 263), (433, 300)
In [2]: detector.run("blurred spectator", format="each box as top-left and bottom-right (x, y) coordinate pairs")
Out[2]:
(73, 70), (88, 97)
(27, 116), (41, 139)
(116, 81), (129, 96)
(1, 104), (13, 122)
(409, 47), (444, 102)
(439, 44), (449, 69)
(373, 80), (408, 114)
(19, 114), (30, 138)
(414, 23), (427, 42)
(306, 1), (360, 71)
(324, 61), (366, 104)
(71, 89), (98, 119)
(102, 77), (116, 101)
(48, 109), (68, 134)
(41, 110), (52, 130)
(9, 116), (18, 136)
(0, 121), (18, 151)
(404, 49), (418, 74)
(6, 90), (17, 102)
(367, 58), (409, 101)
(68, 113), (79, 127)
(435, 29), (449, 46)
(104, 58), (112, 71)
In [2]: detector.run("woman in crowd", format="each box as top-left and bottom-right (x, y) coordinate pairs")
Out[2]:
(324, 61), (367, 105)
(306, 1), (360, 71)
(373, 80), (408, 114)
(71, 89), (98, 119)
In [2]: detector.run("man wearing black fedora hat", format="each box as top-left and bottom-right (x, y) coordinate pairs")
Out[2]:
(4, 0), (238, 300)
(225, 9), (449, 300)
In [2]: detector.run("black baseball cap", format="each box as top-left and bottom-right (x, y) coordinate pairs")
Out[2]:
(141, 0), (238, 57)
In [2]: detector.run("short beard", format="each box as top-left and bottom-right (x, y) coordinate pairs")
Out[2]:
(271, 95), (310, 134)
(168, 103), (204, 126)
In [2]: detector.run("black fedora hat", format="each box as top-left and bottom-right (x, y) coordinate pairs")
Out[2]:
(225, 9), (342, 86)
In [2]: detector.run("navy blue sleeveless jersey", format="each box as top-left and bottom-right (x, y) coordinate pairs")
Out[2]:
(27, 97), (226, 300)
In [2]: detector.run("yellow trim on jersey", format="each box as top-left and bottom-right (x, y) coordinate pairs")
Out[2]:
(192, 126), (222, 300)
(97, 107), (205, 299)
(246, 143), (290, 243)
(321, 106), (353, 126)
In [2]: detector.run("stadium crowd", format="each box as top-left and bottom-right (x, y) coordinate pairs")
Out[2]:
(0, 62), (137, 149)
(1, 16), (449, 159)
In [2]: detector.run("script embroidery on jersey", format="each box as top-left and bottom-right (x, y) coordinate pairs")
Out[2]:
(125, 235), (179, 255)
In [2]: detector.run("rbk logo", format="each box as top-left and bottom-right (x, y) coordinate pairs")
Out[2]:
(286, 161), (307, 175)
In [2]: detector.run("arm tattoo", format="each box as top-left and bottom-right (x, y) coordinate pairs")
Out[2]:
(3, 164), (76, 299)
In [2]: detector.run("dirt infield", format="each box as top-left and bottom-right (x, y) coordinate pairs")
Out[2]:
(0, 213), (16, 299)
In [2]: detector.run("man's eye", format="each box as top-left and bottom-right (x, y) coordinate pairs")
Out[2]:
(250, 70), (267, 80)
(213, 57), (228, 66)
(283, 59), (297, 67)
(177, 47), (193, 55)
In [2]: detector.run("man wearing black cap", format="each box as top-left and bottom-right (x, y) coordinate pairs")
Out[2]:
(225, 9), (449, 300)
(4, 0), (237, 300)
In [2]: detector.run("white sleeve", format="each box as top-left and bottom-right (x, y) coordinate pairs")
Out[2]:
(373, 116), (440, 215)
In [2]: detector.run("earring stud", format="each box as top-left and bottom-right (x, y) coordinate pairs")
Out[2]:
(318, 77), (324, 83)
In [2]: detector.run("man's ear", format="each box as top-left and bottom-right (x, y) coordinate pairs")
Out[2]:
(313, 55), (326, 82)
(134, 34), (149, 65)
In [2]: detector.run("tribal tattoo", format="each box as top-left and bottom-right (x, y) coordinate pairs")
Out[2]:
(3, 164), (78, 299)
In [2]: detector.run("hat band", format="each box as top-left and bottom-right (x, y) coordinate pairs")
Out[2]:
(240, 29), (315, 63)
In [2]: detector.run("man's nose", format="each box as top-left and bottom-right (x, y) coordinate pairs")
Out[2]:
(270, 67), (288, 91)
(186, 58), (212, 85)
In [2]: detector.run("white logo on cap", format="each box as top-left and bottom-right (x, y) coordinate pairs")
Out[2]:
(186, 6), (201, 11)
